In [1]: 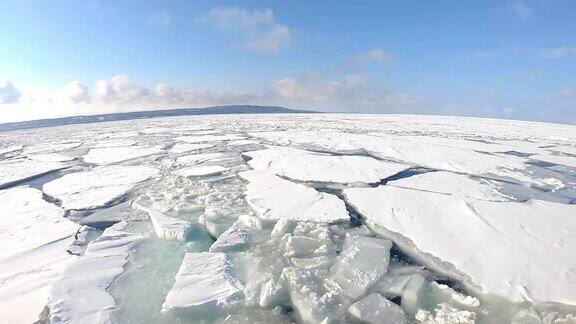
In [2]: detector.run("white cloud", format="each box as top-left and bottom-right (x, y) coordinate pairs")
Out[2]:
(0, 80), (22, 104)
(201, 7), (292, 54)
(558, 86), (575, 97)
(61, 81), (90, 104)
(508, 2), (533, 19)
(355, 49), (394, 64)
(269, 72), (418, 112)
(539, 46), (576, 59)
(147, 12), (172, 27)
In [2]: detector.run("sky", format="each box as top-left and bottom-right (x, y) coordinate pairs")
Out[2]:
(0, 0), (575, 124)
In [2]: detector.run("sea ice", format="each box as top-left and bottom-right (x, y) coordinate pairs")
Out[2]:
(0, 158), (67, 188)
(176, 152), (227, 165)
(325, 236), (392, 299)
(43, 165), (158, 210)
(162, 252), (244, 315)
(133, 202), (193, 241)
(83, 145), (163, 164)
(244, 146), (410, 184)
(48, 223), (144, 323)
(347, 293), (408, 324)
(175, 165), (227, 177)
(0, 187), (78, 324)
(28, 152), (76, 162)
(531, 154), (576, 168)
(239, 170), (349, 223)
(344, 186), (576, 304)
(170, 143), (215, 154)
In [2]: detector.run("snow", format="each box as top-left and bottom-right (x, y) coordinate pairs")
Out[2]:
(0, 159), (67, 188)
(344, 185), (576, 304)
(83, 145), (163, 164)
(325, 236), (392, 299)
(0, 187), (78, 324)
(48, 224), (144, 323)
(28, 152), (76, 162)
(92, 139), (137, 148)
(388, 171), (510, 201)
(228, 139), (260, 146)
(531, 154), (576, 168)
(43, 165), (158, 210)
(239, 170), (350, 223)
(347, 293), (408, 324)
(133, 202), (193, 241)
(170, 143), (215, 153)
(176, 152), (226, 165)
(162, 252), (244, 313)
(175, 165), (227, 177)
(174, 134), (246, 143)
(244, 146), (410, 184)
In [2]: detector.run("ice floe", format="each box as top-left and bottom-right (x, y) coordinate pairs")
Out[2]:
(133, 202), (193, 241)
(43, 165), (158, 210)
(48, 223), (144, 323)
(0, 159), (67, 188)
(347, 293), (408, 324)
(176, 152), (227, 165)
(244, 146), (410, 184)
(83, 145), (163, 164)
(343, 185), (576, 304)
(0, 187), (78, 323)
(162, 252), (244, 315)
(531, 154), (576, 168)
(170, 143), (215, 154)
(239, 170), (349, 223)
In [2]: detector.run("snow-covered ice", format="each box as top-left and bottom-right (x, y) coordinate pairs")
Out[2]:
(1, 113), (575, 323)
(343, 185), (576, 304)
(83, 145), (163, 164)
(0, 187), (78, 324)
(239, 170), (349, 222)
(175, 165), (227, 177)
(244, 146), (409, 184)
(43, 165), (158, 210)
(162, 252), (244, 314)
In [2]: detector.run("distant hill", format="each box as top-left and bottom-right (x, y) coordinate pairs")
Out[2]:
(0, 105), (319, 132)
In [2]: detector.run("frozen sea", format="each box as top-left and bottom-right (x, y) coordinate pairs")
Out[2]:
(0, 113), (575, 324)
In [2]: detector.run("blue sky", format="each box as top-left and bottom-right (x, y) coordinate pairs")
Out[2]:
(0, 0), (575, 123)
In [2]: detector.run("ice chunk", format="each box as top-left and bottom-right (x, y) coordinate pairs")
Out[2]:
(347, 293), (408, 324)
(371, 274), (412, 299)
(344, 186), (576, 304)
(162, 252), (244, 314)
(48, 224), (144, 323)
(133, 202), (193, 241)
(258, 278), (287, 307)
(83, 145), (163, 164)
(176, 152), (226, 165)
(415, 303), (476, 324)
(0, 187), (78, 324)
(43, 165), (158, 210)
(239, 170), (349, 223)
(401, 274), (428, 316)
(325, 236), (392, 299)
(210, 224), (249, 252)
(78, 201), (132, 228)
(170, 143), (215, 153)
(0, 159), (66, 189)
(531, 154), (576, 168)
(244, 146), (409, 184)
(389, 171), (510, 201)
(175, 165), (227, 177)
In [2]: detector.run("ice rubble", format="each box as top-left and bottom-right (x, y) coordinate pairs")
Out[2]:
(343, 185), (576, 304)
(239, 170), (349, 222)
(48, 223), (144, 323)
(43, 165), (158, 210)
(0, 158), (67, 188)
(0, 187), (78, 323)
(133, 202), (193, 241)
(83, 145), (163, 164)
(162, 252), (244, 315)
(175, 165), (228, 177)
(347, 293), (408, 324)
(244, 146), (409, 184)
(170, 142), (215, 154)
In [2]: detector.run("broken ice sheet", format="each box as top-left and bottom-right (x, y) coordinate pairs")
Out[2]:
(43, 165), (158, 210)
(0, 158), (67, 188)
(239, 170), (350, 223)
(0, 187), (78, 324)
(244, 146), (410, 185)
(343, 185), (576, 304)
(83, 145), (164, 164)
(175, 165), (228, 177)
